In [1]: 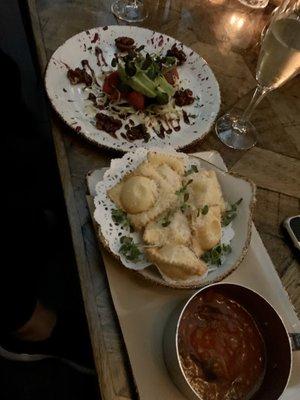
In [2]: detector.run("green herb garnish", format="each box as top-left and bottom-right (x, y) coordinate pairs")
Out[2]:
(161, 212), (171, 227)
(111, 57), (118, 67)
(136, 45), (145, 52)
(119, 236), (142, 262)
(183, 192), (189, 202)
(175, 179), (193, 196)
(221, 198), (243, 227)
(156, 92), (169, 105)
(141, 53), (153, 70)
(176, 179), (193, 213)
(161, 219), (171, 227)
(125, 61), (137, 77)
(111, 208), (132, 230)
(180, 203), (190, 212)
(202, 243), (232, 266)
(185, 165), (198, 176)
(197, 204), (209, 217)
(202, 205), (209, 215)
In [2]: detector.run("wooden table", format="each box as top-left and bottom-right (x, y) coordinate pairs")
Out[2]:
(27, 0), (300, 398)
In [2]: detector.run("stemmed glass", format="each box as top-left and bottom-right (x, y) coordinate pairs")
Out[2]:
(111, 0), (148, 23)
(238, 0), (269, 8)
(215, 0), (300, 150)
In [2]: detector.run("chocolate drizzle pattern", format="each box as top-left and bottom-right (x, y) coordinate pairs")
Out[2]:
(47, 26), (220, 151)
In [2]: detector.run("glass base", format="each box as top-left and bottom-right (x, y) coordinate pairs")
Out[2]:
(238, 0), (269, 9)
(215, 112), (257, 150)
(111, 1), (148, 23)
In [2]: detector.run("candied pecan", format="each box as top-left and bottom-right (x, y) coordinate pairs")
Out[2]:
(166, 44), (187, 65)
(174, 89), (194, 107)
(95, 113), (122, 137)
(67, 67), (92, 86)
(115, 37), (135, 52)
(125, 124), (149, 142)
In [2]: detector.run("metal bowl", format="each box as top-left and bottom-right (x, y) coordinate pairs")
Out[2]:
(163, 283), (296, 400)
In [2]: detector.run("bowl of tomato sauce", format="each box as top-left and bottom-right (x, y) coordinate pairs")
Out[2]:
(163, 283), (294, 400)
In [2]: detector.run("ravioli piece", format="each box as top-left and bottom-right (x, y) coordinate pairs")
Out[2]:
(146, 244), (207, 280)
(128, 187), (178, 231)
(147, 152), (185, 176)
(108, 154), (184, 230)
(108, 174), (157, 213)
(143, 210), (191, 246)
(156, 164), (182, 188)
(121, 176), (158, 214)
(185, 170), (225, 212)
(190, 205), (222, 256)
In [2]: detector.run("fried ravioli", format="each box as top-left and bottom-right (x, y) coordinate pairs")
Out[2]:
(185, 170), (225, 212)
(143, 210), (191, 247)
(107, 152), (229, 283)
(190, 205), (222, 256)
(107, 152), (185, 230)
(146, 244), (207, 280)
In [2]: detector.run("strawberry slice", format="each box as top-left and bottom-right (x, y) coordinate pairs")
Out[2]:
(103, 71), (120, 95)
(126, 91), (145, 110)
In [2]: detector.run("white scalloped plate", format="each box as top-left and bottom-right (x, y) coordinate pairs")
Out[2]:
(93, 148), (256, 289)
(45, 25), (220, 152)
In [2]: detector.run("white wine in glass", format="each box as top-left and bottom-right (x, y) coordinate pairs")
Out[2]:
(257, 17), (300, 89)
(215, 0), (300, 150)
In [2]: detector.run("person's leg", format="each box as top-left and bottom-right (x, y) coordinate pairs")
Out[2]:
(0, 48), (94, 375)
(0, 201), (94, 375)
(0, 47), (58, 339)
(0, 201), (57, 340)
(14, 302), (57, 342)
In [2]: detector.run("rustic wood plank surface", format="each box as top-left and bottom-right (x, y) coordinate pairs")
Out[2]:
(26, 0), (300, 398)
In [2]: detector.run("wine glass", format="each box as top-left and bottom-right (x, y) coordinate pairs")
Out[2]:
(238, 0), (269, 8)
(215, 0), (300, 150)
(111, 0), (148, 23)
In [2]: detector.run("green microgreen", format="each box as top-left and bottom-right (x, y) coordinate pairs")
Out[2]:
(125, 61), (137, 77)
(180, 203), (190, 212)
(111, 208), (133, 231)
(202, 243), (232, 266)
(111, 57), (118, 67)
(176, 179), (193, 213)
(221, 198), (243, 227)
(119, 236), (142, 262)
(202, 205), (209, 215)
(185, 165), (198, 176)
(197, 204), (209, 217)
(175, 179), (193, 196)
(161, 213), (171, 227)
(136, 45), (145, 52)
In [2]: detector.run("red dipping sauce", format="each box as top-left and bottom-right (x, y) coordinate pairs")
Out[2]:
(178, 290), (265, 400)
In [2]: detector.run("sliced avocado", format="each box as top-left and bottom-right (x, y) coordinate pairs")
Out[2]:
(156, 91), (169, 105)
(118, 63), (175, 100)
(154, 75), (175, 97)
(118, 64), (157, 98)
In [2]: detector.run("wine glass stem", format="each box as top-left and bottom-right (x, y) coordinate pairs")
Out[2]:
(241, 85), (269, 121)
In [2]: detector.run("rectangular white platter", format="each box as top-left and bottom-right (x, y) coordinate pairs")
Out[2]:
(87, 151), (300, 400)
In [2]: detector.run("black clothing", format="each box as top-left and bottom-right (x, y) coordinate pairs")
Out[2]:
(0, 48), (58, 332)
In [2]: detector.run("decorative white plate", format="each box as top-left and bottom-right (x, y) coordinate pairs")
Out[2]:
(45, 25), (220, 152)
(93, 148), (256, 289)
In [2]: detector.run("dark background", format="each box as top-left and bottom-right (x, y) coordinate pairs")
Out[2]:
(0, 1), (99, 398)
